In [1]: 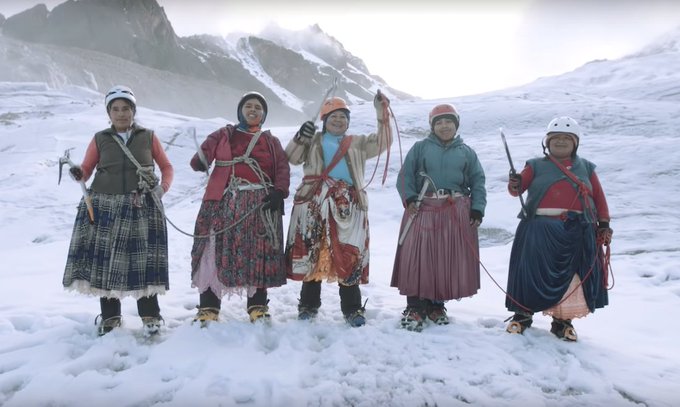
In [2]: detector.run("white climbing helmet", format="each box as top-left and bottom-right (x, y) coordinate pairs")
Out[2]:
(546, 116), (580, 138)
(105, 85), (136, 111)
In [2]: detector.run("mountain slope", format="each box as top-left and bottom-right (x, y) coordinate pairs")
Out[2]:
(0, 0), (412, 123)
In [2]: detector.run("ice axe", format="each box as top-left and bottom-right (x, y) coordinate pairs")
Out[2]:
(312, 76), (339, 123)
(500, 128), (527, 218)
(190, 126), (210, 177)
(397, 172), (432, 246)
(58, 148), (95, 224)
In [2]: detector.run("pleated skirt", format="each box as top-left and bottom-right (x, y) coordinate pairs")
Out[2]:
(191, 188), (286, 299)
(63, 191), (169, 299)
(391, 196), (480, 301)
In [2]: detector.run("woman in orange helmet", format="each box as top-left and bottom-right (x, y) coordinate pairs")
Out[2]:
(285, 93), (391, 327)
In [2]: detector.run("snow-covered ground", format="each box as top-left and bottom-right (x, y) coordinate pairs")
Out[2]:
(0, 73), (678, 406)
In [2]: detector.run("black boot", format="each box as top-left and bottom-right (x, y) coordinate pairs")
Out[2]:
(194, 289), (221, 326)
(247, 288), (271, 323)
(550, 317), (577, 341)
(96, 297), (122, 336)
(340, 284), (365, 327)
(506, 311), (534, 334)
(401, 296), (427, 332)
(298, 281), (322, 320)
(138, 295), (163, 336)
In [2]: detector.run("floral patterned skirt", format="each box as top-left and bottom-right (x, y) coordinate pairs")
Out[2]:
(286, 181), (369, 286)
(191, 188), (286, 299)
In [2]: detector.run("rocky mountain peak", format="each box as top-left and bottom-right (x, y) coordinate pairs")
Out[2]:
(0, 0), (412, 122)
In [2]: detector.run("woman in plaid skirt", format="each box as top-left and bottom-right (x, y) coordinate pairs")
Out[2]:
(63, 85), (174, 336)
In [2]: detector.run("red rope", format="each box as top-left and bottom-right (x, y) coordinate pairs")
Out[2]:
(361, 96), (394, 190)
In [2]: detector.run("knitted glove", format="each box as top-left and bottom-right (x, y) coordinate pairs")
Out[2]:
(69, 166), (83, 181)
(297, 121), (316, 139)
(374, 91), (389, 121)
(151, 185), (164, 201)
(262, 189), (284, 213)
(597, 221), (613, 246)
(470, 209), (483, 227)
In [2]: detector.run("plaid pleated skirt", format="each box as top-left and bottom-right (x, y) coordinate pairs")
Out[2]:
(63, 191), (169, 299)
(191, 188), (286, 299)
(391, 196), (480, 301)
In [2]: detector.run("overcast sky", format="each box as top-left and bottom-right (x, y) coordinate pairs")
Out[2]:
(1, 0), (679, 99)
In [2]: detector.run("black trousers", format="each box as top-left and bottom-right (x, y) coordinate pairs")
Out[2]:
(299, 281), (362, 315)
(199, 287), (268, 309)
(100, 294), (160, 319)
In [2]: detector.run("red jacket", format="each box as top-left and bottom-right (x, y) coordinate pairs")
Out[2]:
(191, 125), (290, 201)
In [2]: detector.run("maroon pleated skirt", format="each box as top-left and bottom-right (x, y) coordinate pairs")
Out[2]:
(391, 196), (480, 301)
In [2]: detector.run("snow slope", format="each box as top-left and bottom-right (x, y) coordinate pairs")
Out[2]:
(0, 73), (678, 406)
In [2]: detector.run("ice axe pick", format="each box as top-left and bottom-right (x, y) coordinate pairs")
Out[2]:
(58, 149), (95, 224)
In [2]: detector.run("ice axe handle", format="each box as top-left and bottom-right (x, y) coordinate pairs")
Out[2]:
(500, 128), (527, 217)
(397, 177), (430, 246)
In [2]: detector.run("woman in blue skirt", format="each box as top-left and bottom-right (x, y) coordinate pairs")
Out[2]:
(505, 116), (612, 341)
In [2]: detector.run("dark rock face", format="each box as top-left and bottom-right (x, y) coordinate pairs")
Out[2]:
(2, 0), (413, 122)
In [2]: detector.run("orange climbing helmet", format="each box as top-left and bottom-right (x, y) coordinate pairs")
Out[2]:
(429, 104), (460, 130)
(320, 97), (350, 121)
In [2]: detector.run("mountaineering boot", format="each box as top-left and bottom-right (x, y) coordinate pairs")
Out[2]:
(298, 281), (322, 320)
(400, 307), (425, 332)
(95, 315), (122, 336)
(247, 305), (271, 323)
(193, 307), (220, 327)
(246, 290), (271, 323)
(506, 312), (534, 334)
(141, 316), (164, 336)
(550, 317), (578, 342)
(297, 304), (319, 320)
(344, 307), (366, 327)
(339, 285), (365, 327)
(426, 302), (449, 325)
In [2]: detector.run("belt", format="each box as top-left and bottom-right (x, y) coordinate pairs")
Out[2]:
(425, 189), (463, 198)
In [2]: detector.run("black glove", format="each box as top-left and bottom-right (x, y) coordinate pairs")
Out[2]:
(470, 209), (483, 226)
(597, 221), (613, 246)
(69, 166), (83, 181)
(508, 173), (521, 192)
(193, 158), (208, 172)
(297, 121), (316, 139)
(405, 196), (418, 206)
(262, 189), (284, 213)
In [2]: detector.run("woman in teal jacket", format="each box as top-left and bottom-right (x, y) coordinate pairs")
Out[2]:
(391, 104), (486, 332)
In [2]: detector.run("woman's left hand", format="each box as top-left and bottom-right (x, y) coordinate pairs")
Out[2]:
(262, 189), (284, 213)
(470, 210), (483, 227)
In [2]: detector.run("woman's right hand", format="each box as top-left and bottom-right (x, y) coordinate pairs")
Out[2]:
(297, 121), (316, 139)
(508, 173), (521, 192)
(69, 166), (83, 181)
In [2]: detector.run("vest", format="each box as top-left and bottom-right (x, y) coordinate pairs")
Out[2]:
(522, 156), (596, 222)
(90, 126), (155, 194)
